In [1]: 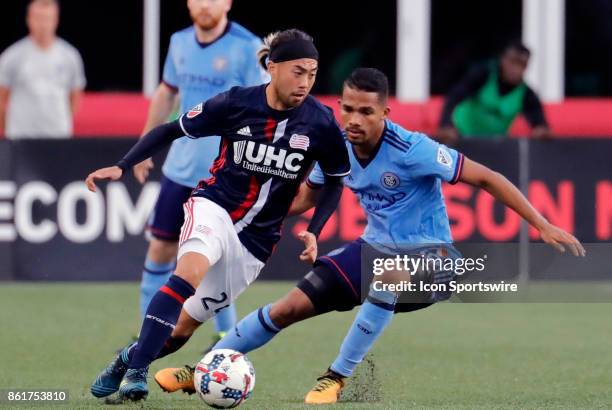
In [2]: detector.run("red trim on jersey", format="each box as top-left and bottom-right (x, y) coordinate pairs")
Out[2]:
(264, 118), (276, 141)
(200, 138), (229, 188)
(178, 199), (187, 245)
(179, 198), (195, 246)
(187, 198), (195, 240)
(319, 256), (359, 300)
(229, 175), (260, 222)
(160, 285), (186, 304)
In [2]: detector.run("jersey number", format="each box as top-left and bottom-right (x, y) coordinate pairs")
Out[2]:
(201, 292), (229, 314)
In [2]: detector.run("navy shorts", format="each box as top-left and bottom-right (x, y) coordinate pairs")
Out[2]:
(297, 239), (459, 314)
(147, 175), (194, 241)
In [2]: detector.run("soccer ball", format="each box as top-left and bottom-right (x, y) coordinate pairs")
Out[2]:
(194, 349), (255, 408)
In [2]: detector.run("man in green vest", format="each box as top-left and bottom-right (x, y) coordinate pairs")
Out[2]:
(437, 42), (550, 144)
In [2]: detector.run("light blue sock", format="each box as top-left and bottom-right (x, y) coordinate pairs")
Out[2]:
(140, 258), (175, 321)
(213, 304), (237, 334)
(330, 288), (397, 377)
(213, 304), (280, 354)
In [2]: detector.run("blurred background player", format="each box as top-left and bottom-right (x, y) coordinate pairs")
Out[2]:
(154, 67), (585, 402)
(436, 41), (550, 145)
(133, 0), (269, 349)
(0, 0), (85, 139)
(87, 29), (350, 402)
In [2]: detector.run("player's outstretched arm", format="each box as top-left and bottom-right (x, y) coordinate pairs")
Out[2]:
(85, 120), (184, 192)
(459, 157), (586, 256)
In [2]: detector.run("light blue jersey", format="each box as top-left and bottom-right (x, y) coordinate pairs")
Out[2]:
(161, 23), (269, 188)
(308, 120), (464, 248)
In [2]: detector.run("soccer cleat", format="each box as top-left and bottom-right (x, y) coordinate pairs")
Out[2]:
(90, 344), (133, 398)
(118, 368), (149, 401)
(154, 365), (196, 394)
(304, 369), (346, 404)
(201, 331), (227, 355)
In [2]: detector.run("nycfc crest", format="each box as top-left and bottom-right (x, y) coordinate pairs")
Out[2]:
(381, 172), (400, 189)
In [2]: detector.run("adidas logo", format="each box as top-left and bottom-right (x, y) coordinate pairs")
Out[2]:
(237, 126), (252, 137)
(437, 147), (453, 168)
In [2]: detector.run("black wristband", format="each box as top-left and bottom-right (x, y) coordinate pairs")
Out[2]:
(116, 159), (129, 174)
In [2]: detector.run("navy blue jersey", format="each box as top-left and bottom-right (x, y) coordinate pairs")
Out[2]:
(161, 22), (268, 187)
(179, 84), (351, 262)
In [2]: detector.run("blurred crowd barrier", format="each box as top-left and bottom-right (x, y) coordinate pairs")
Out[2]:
(67, 94), (612, 138)
(0, 138), (610, 282)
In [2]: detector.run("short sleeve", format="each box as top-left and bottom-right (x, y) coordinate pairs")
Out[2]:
(306, 163), (325, 188)
(0, 47), (16, 88)
(162, 39), (179, 90)
(69, 48), (86, 90)
(317, 118), (350, 177)
(240, 38), (270, 87)
(178, 90), (230, 139)
(406, 134), (464, 184)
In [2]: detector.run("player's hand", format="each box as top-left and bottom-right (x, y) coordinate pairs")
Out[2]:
(538, 222), (586, 257)
(85, 166), (123, 192)
(298, 231), (318, 264)
(134, 158), (154, 184)
(436, 126), (459, 146)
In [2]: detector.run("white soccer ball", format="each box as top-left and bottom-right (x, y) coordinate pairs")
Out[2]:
(194, 349), (256, 408)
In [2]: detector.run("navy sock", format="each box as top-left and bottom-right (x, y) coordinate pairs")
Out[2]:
(157, 335), (190, 359)
(125, 335), (189, 365)
(129, 275), (195, 369)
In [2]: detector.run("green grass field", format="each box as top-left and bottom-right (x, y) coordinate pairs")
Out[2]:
(1, 282), (611, 409)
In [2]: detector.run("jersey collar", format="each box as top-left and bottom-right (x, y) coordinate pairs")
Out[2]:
(351, 123), (386, 169)
(194, 21), (232, 49)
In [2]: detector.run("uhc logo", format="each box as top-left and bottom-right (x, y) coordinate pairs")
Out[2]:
(234, 141), (247, 164)
(233, 141), (305, 173)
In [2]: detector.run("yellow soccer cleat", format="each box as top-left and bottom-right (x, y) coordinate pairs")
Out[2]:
(304, 370), (346, 404)
(154, 365), (196, 395)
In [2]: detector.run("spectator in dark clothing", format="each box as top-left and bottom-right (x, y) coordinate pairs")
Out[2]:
(437, 42), (550, 145)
